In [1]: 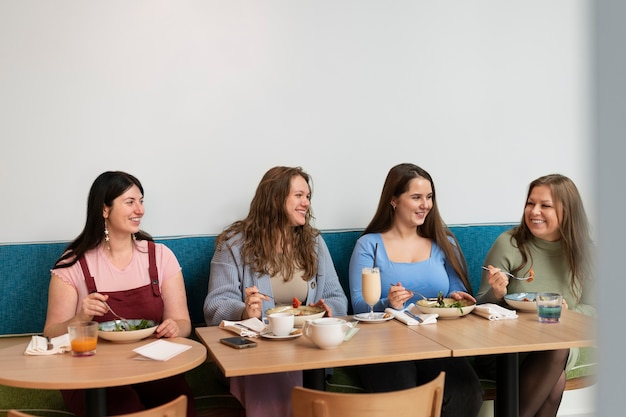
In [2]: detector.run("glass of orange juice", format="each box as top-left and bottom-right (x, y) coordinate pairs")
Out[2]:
(68, 321), (98, 357)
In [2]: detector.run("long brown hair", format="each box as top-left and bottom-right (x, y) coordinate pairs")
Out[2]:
(217, 166), (319, 280)
(363, 163), (472, 293)
(54, 171), (153, 269)
(510, 174), (593, 301)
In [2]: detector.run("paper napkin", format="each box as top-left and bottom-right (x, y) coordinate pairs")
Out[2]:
(133, 340), (192, 361)
(219, 317), (266, 337)
(473, 303), (518, 321)
(385, 304), (438, 326)
(344, 323), (360, 341)
(24, 334), (71, 356)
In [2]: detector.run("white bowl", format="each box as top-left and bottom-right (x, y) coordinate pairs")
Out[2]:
(415, 298), (476, 319)
(504, 293), (538, 312)
(98, 319), (158, 343)
(264, 305), (325, 327)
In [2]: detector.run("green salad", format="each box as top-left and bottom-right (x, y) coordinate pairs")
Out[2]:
(100, 319), (153, 332)
(434, 291), (464, 312)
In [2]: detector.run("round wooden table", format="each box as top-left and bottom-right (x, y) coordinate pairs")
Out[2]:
(0, 335), (207, 416)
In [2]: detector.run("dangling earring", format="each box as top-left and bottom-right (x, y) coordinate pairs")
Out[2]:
(104, 220), (111, 251)
(132, 233), (136, 241)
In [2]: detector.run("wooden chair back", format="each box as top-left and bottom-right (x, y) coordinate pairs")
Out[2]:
(292, 371), (445, 417)
(8, 395), (187, 417)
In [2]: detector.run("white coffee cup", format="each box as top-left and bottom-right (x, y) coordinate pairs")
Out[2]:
(302, 317), (351, 349)
(266, 312), (294, 336)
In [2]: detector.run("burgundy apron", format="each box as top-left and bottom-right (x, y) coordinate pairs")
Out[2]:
(79, 240), (164, 323)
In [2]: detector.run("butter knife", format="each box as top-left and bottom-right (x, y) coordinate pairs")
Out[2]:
(404, 310), (423, 323)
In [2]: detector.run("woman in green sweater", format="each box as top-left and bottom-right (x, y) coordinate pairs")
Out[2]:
(477, 174), (595, 417)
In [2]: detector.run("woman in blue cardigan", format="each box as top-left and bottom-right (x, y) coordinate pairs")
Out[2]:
(204, 166), (347, 417)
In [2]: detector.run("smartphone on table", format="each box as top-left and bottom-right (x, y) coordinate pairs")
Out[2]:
(220, 336), (258, 349)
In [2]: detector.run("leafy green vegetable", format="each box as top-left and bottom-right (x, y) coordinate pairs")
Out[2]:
(100, 319), (154, 332)
(433, 291), (464, 313)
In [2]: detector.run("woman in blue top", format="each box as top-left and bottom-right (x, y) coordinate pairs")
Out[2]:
(349, 163), (482, 417)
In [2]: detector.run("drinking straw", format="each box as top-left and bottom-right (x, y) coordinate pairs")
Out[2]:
(373, 243), (378, 268)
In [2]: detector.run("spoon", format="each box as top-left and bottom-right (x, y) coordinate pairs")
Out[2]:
(481, 266), (534, 281)
(103, 301), (131, 330)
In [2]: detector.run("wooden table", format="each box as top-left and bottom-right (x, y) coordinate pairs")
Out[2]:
(0, 335), (207, 417)
(408, 309), (596, 417)
(196, 311), (594, 417)
(195, 318), (450, 377)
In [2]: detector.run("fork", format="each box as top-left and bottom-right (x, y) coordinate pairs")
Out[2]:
(481, 266), (533, 281)
(393, 285), (437, 304)
(103, 301), (131, 330)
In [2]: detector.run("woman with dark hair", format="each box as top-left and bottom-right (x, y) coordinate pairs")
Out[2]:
(44, 171), (196, 417)
(348, 163), (482, 417)
(204, 166), (347, 417)
(477, 173), (595, 417)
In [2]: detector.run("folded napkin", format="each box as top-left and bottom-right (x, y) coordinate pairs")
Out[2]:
(24, 334), (71, 356)
(344, 323), (360, 341)
(133, 340), (192, 361)
(219, 317), (266, 337)
(473, 303), (518, 321)
(385, 304), (438, 326)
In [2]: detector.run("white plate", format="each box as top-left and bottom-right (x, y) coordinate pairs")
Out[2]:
(260, 330), (303, 340)
(354, 312), (394, 323)
(504, 293), (538, 312)
(264, 306), (326, 327)
(415, 298), (476, 319)
(98, 319), (158, 343)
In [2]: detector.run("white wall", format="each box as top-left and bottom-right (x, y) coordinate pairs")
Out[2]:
(0, 1), (592, 243)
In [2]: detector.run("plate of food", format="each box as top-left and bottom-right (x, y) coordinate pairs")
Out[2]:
(415, 295), (476, 319)
(98, 319), (158, 343)
(354, 312), (394, 323)
(504, 292), (538, 312)
(265, 304), (325, 327)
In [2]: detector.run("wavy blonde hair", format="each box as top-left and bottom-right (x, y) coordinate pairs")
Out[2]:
(217, 166), (319, 280)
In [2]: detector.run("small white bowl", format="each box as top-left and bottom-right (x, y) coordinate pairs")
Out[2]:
(504, 293), (538, 312)
(98, 319), (158, 343)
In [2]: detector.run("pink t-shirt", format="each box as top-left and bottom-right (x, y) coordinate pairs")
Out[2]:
(51, 241), (181, 314)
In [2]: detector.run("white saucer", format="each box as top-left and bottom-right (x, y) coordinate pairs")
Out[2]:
(354, 312), (394, 323)
(260, 330), (302, 340)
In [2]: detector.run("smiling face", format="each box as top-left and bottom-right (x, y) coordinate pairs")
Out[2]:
(102, 185), (144, 237)
(284, 175), (311, 227)
(524, 184), (562, 241)
(392, 177), (433, 228)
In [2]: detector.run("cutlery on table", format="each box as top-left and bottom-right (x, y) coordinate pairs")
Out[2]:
(103, 301), (131, 330)
(393, 285), (437, 304)
(481, 266), (534, 281)
(404, 310), (424, 323)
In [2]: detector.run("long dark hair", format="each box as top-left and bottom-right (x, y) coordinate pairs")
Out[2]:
(217, 166), (320, 280)
(54, 171), (152, 268)
(510, 174), (592, 301)
(363, 163), (472, 293)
